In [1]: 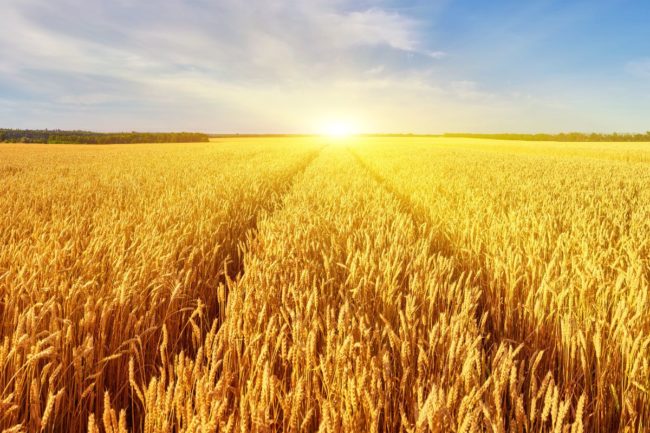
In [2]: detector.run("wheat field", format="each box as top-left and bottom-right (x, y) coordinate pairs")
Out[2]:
(0, 137), (648, 433)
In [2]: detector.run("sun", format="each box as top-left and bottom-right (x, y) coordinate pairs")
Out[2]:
(319, 120), (359, 139)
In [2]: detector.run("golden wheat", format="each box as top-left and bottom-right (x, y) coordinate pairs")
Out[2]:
(1, 137), (648, 432)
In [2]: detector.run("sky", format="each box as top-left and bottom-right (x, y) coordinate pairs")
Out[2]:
(0, 0), (649, 134)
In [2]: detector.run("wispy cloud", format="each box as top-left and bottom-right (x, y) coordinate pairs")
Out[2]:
(1, 1), (439, 84)
(0, 0), (452, 131)
(1, 0), (649, 133)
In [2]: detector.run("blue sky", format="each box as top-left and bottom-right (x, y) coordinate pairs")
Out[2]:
(1, 0), (648, 133)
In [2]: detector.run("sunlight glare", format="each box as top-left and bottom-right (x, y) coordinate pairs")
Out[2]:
(320, 120), (358, 139)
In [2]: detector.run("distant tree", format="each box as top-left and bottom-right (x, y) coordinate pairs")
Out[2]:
(443, 132), (650, 142)
(0, 129), (209, 144)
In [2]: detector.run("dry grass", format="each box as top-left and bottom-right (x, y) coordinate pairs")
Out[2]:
(0, 137), (648, 432)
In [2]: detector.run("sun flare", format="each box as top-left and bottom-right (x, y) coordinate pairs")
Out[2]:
(319, 121), (359, 139)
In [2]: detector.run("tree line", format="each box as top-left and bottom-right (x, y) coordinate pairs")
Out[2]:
(443, 132), (650, 142)
(0, 129), (209, 144)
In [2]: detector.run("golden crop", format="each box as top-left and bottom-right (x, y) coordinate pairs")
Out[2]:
(0, 137), (648, 432)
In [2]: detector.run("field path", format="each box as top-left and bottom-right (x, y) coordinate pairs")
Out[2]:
(169, 146), (487, 432)
(349, 139), (650, 432)
(347, 146), (492, 329)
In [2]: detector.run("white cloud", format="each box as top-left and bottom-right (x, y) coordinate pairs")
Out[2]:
(0, 0), (454, 131)
(1, 0), (438, 81)
(5, 0), (643, 133)
(342, 8), (420, 52)
(427, 51), (448, 59)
